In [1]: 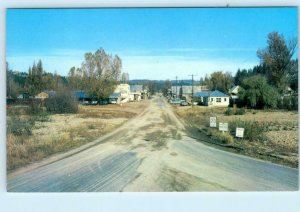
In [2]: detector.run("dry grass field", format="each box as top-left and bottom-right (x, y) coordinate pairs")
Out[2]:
(7, 101), (149, 171)
(175, 106), (298, 168)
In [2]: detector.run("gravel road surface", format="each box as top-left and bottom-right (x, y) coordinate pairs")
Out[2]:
(7, 97), (298, 191)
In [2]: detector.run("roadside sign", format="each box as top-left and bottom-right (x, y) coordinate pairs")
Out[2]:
(210, 117), (217, 127)
(236, 128), (244, 138)
(219, 123), (228, 132)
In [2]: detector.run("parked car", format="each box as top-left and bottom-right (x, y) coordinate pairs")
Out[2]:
(82, 100), (90, 105)
(109, 99), (117, 104)
(180, 101), (189, 106)
(99, 99), (109, 105)
(90, 100), (98, 105)
(170, 98), (184, 105)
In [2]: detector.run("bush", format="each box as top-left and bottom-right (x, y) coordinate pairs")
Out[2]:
(27, 100), (43, 115)
(7, 116), (34, 136)
(277, 96), (298, 111)
(209, 129), (234, 144)
(235, 108), (246, 115)
(291, 96), (298, 110)
(224, 108), (234, 116)
(31, 111), (50, 122)
(229, 119), (268, 141)
(45, 92), (78, 114)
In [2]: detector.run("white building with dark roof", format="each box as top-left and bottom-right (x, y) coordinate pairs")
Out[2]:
(229, 85), (241, 100)
(194, 90), (229, 107)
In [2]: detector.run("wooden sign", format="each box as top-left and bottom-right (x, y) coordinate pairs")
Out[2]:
(219, 123), (228, 132)
(210, 117), (217, 127)
(236, 128), (244, 138)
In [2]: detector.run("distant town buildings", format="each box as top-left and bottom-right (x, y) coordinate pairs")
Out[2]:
(171, 85), (208, 101)
(108, 84), (148, 104)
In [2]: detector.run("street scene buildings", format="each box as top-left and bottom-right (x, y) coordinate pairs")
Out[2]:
(5, 8), (298, 193)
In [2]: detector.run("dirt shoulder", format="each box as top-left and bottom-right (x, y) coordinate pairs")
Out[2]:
(7, 101), (149, 171)
(175, 106), (298, 168)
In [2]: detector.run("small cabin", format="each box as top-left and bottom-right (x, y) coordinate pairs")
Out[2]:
(203, 90), (230, 107)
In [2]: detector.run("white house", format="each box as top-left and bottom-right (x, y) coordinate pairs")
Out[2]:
(201, 90), (230, 107)
(193, 91), (210, 105)
(129, 85), (144, 101)
(229, 85), (240, 100)
(108, 92), (121, 104)
(114, 84), (130, 103)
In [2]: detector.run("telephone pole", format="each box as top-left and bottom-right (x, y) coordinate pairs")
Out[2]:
(175, 76), (178, 98)
(189, 74), (197, 107)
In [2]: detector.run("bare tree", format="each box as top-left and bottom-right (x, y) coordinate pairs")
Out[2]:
(80, 48), (122, 99)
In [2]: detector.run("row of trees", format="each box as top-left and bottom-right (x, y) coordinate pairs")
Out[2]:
(6, 48), (123, 100)
(6, 60), (68, 99)
(200, 71), (233, 94)
(199, 32), (298, 109)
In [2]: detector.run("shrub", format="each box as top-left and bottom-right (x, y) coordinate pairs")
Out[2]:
(7, 116), (34, 136)
(210, 129), (234, 144)
(291, 96), (298, 110)
(277, 96), (298, 111)
(240, 75), (279, 109)
(31, 111), (50, 122)
(224, 108), (234, 116)
(45, 91), (78, 114)
(229, 119), (268, 141)
(28, 101), (43, 115)
(235, 108), (246, 115)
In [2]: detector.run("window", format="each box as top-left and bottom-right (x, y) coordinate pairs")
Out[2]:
(211, 98), (213, 101)
(216, 98), (221, 102)
(224, 98), (227, 101)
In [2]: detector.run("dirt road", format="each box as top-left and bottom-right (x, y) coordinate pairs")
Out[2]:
(7, 97), (298, 191)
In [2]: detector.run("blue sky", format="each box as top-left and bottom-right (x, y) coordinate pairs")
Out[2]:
(6, 8), (298, 80)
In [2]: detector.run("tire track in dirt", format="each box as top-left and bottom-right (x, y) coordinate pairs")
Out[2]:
(8, 151), (141, 192)
(7, 96), (299, 192)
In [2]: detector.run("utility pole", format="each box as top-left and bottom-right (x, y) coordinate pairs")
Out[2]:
(175, 76), (178, 99)
(180, 80), (183, 99)
(189, 74), (197, 107)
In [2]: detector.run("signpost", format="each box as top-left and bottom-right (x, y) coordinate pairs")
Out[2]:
(210, 117), (217, 127)
(236, 128), (244, 138)
(219, 123), (228, 132)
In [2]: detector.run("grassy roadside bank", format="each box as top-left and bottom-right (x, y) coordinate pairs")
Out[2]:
(175, 106), (298, 168)
(7, 101), (149, 171)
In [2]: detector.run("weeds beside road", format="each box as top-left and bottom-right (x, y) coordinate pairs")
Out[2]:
(175, 106), (298, 168)
(7, 101), (149, 171)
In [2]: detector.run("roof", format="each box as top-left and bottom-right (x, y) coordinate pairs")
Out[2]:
(73, 90), (88, 99)
(193, 91), (210, 97)
(37, 92), (48, 95)
(193, 90), (229, 97)
(229, 86), (240, 94)
(209, 90), (229, 97)
(109, 92), (121, 98)
(36, 92), (49, 98)
(130, 85), (143, 92)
